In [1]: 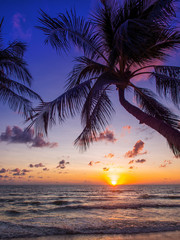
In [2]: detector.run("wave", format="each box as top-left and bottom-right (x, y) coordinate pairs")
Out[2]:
(138, 194), (180, 200)
(0, 220), (180, 239)
(47, 202), (180, 212)
(5, 210), (22, 216)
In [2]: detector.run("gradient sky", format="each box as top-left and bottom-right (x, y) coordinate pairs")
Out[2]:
(0, 0), (180, 185)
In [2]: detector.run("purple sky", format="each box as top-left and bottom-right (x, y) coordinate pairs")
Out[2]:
(0, 0), (180, 185)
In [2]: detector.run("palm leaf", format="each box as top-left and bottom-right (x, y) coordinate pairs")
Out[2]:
(133, 86), (180, 129)
(66, 56), (109, 89)
(168, 142), (180, 158)
(0, 85), (33, 118)
(37, 9), (107, 62)
(81, 72), (119, 127)
(28, 80), (92, 134)
(145, 0), (176, 25)
(153, 66), (180, 108)
(74, 91), (114, 151)
(0, 45), (32, 86)
(0, 74), (42, 101)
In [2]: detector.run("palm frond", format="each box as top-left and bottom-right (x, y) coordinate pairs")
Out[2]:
(116, 0), (176, 24)
(126, 27), (180, 67)
(28, 80), (92, 135)
(5, 41), (27, 58)
(0, 45), (32, 86)
(0, 17), (4, 47)
(66, 56), (109, 89)
(0, 85), (33, 118)
(74, 91), (114, 151)
(0, 74), (42, 101)
(91, 1), (119, 55)
(145, 0), (176, 25)
(37, 9), (107, 62)
(167, 141), (180, 158)
(153, 66), (180, 108)
(81, 72), (119, 127)
(133, 86), (180, 129)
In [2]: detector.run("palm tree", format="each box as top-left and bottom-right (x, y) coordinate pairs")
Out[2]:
(30, 0), (180, 157)
(0, 18), (42, 118)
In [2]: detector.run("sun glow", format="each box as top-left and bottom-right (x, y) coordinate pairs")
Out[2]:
(111, 180), (117, 186)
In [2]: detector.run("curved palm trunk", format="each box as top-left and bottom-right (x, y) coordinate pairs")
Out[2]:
(118, 89), (180, 155)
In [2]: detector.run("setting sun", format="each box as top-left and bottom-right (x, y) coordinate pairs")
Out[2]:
(111, 180), (117, 186)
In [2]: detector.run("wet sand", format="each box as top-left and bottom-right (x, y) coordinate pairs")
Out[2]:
(9, 231), (180, 240)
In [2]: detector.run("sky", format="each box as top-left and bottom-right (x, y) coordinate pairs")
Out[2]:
(0, 0), (180, 185)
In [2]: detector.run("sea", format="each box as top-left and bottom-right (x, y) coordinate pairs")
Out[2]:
(0, 184), (180, 239)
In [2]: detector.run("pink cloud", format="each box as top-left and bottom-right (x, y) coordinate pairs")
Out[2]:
(95, 128), (117, 143)
(12, 13), (31, 40)
(160, 160), (172, 168)
(121, 125), (131, 137)
(125, 140), (147, 158)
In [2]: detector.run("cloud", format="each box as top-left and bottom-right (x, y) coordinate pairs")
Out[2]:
(124, 140), (147, 158)
(0, 175), (9, 179)
(0, 168), (8, 174)
(135, 159), (146, 164)
(160, 160), (172, 168)
(103, 167), (110, 171)
(57, 160), (70, 169)
(10, 168), (30, 176)
(31, 133), (58, 148)
(78, 128), (117, 146)
(29, 163), (45, 168)
(129, 166), (135, 170)
(11, 168), (21, 173)
(88, 161), (94, 166)
(104, 153), (114, 159)
(12, 13), (32, 40)
(22, 169), (31, 173)
(121, 125), (131, 137)
(128, 160), (134, 164)
(88, 161), (101, 166)
(0, 126), (58, 148)
(43, 168), (49, 171)
(96, 129), (117, 143)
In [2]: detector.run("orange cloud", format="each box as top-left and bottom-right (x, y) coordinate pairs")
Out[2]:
(160, 160), (172, 168)
(88, 161), (101, 166)
(104, 153), (114, 159)
(103, 167), (110, 171)
(128, 160), (134, 164)
(125, 140), (147, 158)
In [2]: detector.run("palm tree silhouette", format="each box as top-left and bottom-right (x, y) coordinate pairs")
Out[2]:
(0, 18), (42, 118)
(30, 0), (180, 156)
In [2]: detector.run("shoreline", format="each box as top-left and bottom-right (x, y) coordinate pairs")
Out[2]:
(6, 231), (180, 240)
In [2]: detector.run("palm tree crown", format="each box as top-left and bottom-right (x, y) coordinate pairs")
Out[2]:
(30, 0), (180, 157)
(0, 18), (42, 118)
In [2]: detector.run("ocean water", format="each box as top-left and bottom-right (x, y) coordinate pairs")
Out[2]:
(0, 184), (180, 239)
